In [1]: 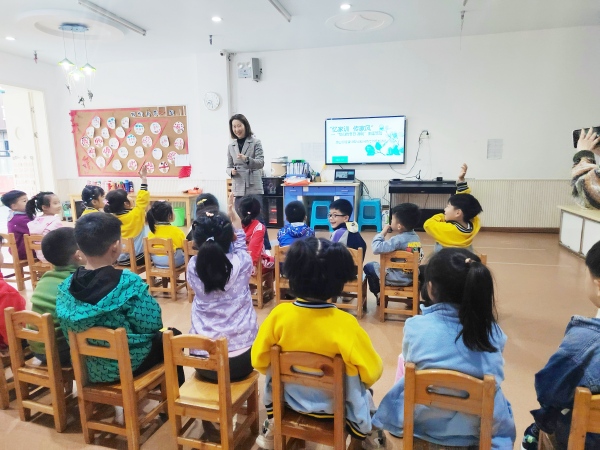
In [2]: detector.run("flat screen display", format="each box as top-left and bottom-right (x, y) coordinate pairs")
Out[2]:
(325, 115), (406, 165)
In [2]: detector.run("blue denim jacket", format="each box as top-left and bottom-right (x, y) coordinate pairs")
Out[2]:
(531, 316), (600, 448)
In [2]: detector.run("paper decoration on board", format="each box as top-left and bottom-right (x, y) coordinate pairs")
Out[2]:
(109, 138), (119, 150)
(112, 160), (123, 170)
(150, 122), (161, 134)
(134, 146), (144, 158)
(174, 154), (190, 167)
(92, 116), (101, 128)
(121, 117), (129, 129)
(86, 127), (94, 138)
(167, 151), (178, 164)
(126, 134), (136, 146)
(116, 127), (125, 139)
(159, 161), (169, 173)
(101, 128), (110, 139)
(80, 136), (90, 148)
(145, 161), (155, 173)
(134, 123), (144, 135)
(107, 117), (116, 129)
(87, 147), (96, 158)
(160, 136), (169, 147)
(174, 138), (184, 150)
(102, 146), (112, 159)
(93, 136), (103, 147)
(173, 122), (184, 134)
(96, 156), (106, 168)
(152, 148), (163, 160)
(118, 147), (128, 158)
(142, 136), (152, 148)
(127, 159), (138, 171)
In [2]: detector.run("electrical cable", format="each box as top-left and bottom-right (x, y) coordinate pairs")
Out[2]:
(389, 131), (428, 178)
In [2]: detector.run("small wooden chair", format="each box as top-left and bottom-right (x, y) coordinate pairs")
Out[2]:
(143, 237), (187, 299)
(0, 233), (30, 291)
(403, 362), (495, 450)
(162, 331), (260, 449)
(114, 237), (146, 278)
(332, 247), (367, 319)
(24, 234), (52, 289)
(274, 245), (295, 304)
(183, 240), (198, 303)
(271, 345), (356, 449)
(4, 307), (74, 432)
(379, 250), (420, 322)
(250, 262), (274, 309)
(68, 327), (167, 450)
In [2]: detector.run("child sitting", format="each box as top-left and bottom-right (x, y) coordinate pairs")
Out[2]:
(56, 213), (183, 384)
(26, 191), (63, 262)
(423, 163), (482, 252)
(277, 200), (315, 247)
(188, 194), (258, 382)
(80, 185), (105, 216)
(0, 236), (26, 353)
(186, 193), (220, 241)
(1, 190), (30, 260)
(239, 195), (274, 272)
(251, 237), (384, 449)
(363, 203), (422, 303)
(104, 166), (149, 265)
(28, 228), (86, 366)
(146, 201), (186, 268)
(329, 198), (367, 260)
(521, 241), (600, 450)
(372, 248), (516, 448)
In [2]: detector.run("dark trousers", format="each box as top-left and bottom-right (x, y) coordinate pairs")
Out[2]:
(235, 195), (271, 250)
(363, 262), (381, 295)
(196, 347), (253, 382)
(133, 328), (185, 386)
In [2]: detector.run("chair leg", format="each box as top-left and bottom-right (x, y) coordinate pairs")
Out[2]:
(256, 277), (264, 309)
(15, 378), (31, 421)
(79, 399), (95, 444)
(249, 382), (259, 436)
(124, 400), (141, 450)
(15, 265), (25, 292)
(379, 294), (385, 322)
(51, 376), (68, 432)
(0, 364), (10, 409)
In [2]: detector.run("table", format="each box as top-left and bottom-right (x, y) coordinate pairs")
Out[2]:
(69, 193), (198, 227)
(283, 182), (361, 222)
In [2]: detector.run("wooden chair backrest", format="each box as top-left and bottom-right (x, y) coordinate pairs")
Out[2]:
(4, 307), (57, 369)
(475, 253), (488, 265)
(379, 249), (420, 275)
(0, 232), (22, 264)
(274, 244), (290, 279)
(119, 237), (144, 272)
(403, 362), (495, 450)
(183, 239), (198, 263)
(345, 247), (363, 280)
(271, 345), (346, 446)
(24, 234), (46, 265)
(567, 387), (600, 449)
(144, 237), (176, 270)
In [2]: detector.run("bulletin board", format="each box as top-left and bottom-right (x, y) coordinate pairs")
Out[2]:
(70, 105), (189, 177)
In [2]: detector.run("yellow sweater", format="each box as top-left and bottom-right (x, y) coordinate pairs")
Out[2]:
(148, 224), (186, 254)
(251, 300), (383, 388)
(81, 207), (100, 216)
(423, 182), (480, 248)
(116, 187), (149, 239)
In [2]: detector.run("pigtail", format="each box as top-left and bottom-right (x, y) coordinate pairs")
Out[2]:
(238, 195), (260, 227)
(25, 195), (38, 220)
(146, 208), (157, 233)
(104, 189), (128, 214)
(457, 259), (498, 353)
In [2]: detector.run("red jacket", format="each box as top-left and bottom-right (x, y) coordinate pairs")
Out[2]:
(0, 274), (26, 349)
(242, 219), (265, 266)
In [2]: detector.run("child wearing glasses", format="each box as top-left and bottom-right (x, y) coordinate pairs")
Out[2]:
(329, 199), (367, 261)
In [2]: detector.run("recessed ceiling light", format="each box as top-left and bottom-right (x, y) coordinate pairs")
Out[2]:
(5, 36), (15, 41)
(212, 16), (222, 22)
(340, 4), (351, 10)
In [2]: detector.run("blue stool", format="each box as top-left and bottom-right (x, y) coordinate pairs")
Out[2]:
(310, 201), (333, 231)
(358, 199), (382, 232)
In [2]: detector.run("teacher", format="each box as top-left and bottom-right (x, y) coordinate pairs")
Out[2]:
(226, 113), (271, 249)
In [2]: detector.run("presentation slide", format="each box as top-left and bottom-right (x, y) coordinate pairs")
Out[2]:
(325, 116), (406, 165)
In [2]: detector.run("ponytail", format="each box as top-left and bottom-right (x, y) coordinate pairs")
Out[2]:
(146, 209), (156, 233)
(284, 237), (355, 301)
(425, 248), (498, 353)
(146, 201), (174, 234)
(192, 212), (234, 293)
(26, 191), (54, 220)
(104, 189), (129, 213)
(238, 195), (261, 227)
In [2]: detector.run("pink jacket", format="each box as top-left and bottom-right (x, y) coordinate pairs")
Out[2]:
(27, 215), (63, 262)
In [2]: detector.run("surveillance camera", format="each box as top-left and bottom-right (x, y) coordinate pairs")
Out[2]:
(219, 50), (228, 56)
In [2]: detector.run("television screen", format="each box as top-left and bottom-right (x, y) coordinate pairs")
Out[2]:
(325, 115), (406, 165)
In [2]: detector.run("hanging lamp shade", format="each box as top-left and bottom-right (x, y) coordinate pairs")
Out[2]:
(81, 63), (96, 75)
(58, 58), (75, 70)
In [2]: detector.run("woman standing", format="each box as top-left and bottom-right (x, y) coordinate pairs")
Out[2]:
(226, 114), (270, 249)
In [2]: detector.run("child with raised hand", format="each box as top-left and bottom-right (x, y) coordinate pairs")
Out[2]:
(0, 236), (26, 353)
(80, 185), (105, 216)
(146, 201), (186, 267)
(28, 228), (86, 366)
(1, 190), (31, 260)
(276, 200), (315, 247)
(238, 195), (274, 272)
(521, 240), (600, 450)
(363, 203), (422, 304)
(188, 193), (258, 382)
(104, 166), (149, 265)
(252, 237), (384, 450)
(372, 248), (516, 448)
(423, 163), (483, 252)
(26, 191), (63, 262)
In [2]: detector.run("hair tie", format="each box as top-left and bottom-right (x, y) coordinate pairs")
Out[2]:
(465, 258), (473, 266)
(206, 236), (215, 241)
(205, 211), (214, 217)
(197, 199), (207, 206)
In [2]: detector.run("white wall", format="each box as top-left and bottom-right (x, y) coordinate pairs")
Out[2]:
(230, 25), (600, 181)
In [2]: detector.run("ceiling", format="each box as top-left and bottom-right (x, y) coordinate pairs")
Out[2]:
(0, 0), (599, 65)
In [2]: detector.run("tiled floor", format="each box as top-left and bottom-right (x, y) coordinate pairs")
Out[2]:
(0, 229), (592, 449)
